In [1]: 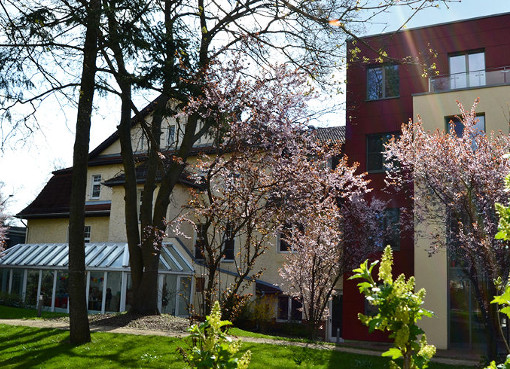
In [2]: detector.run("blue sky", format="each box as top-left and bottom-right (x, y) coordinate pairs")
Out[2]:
(2, 0), (510, 221)
(366, 0), (510, 35)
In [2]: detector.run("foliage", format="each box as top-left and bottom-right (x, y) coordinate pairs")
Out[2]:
(0, 292), (25, 308)
(486, 356), (510, 369)
(0, 0), (455, 315)
(179, 301), (251, 368)
(279, 172), (385, 338)
(484, 181), (510, 368)
(0, 190), (7, 252)
(385, 100), (510, 359)
(177, 61), (331, 319)
(350, 246), (436, 369)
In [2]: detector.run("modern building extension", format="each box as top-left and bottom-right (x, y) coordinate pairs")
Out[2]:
(344, 12), (510, 350)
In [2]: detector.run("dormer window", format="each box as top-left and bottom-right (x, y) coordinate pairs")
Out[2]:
(91, 175), (101, 199)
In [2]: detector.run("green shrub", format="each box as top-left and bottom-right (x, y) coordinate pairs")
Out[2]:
(349, 246), (436, 369)
(0, 292), (25, 308)
(179, 300), (251, 368)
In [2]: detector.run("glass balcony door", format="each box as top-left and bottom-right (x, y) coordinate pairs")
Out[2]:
(449, 52), (485, 89)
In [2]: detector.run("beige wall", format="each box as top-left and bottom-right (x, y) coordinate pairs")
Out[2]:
(86, 164), (123, 203)
(26, 216), (109, 244)
(413, 85), (510, 132)
(412, 85), (510, 349)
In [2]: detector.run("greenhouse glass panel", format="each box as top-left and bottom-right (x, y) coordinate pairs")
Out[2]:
(26, 270), (39, 306)
(55, 271), (69, 310)
(0, 268), (10, 293)
(161, 274), (178, 315)
(11, 269), (24, 297)
(88, 271), (104, 311)
(41, 270), (54, 308)
(103, 247), (124, 268)
(125, 273), (133, 311)
(178, 276), (192, 316)
(105, 272), (122, 312)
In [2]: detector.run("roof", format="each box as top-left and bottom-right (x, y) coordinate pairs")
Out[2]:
(313, 126), (345, 143)
(16, 171), (111, 219)
(88, 95), (169, 160)
(0, 242), (193, 274)
(103, 160), (206, 189)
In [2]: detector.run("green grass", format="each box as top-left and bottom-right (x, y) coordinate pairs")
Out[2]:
(228, 327), (332, 345)
(0, 305), (68, 319)
(0, 324), (471, 369)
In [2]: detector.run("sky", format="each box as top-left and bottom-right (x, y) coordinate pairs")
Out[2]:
(1, 0), (510, 223)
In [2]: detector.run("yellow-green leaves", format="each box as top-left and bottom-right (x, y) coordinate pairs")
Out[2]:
(351, 246), (436, 369)
(179, 301), (251, 368)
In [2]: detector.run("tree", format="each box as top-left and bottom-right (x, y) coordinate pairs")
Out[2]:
(67, 0), (101, 345)
(278, 156), (385, 338)
(0, 0), (454, 316)
(0, 0), (104, 344)
(0, 190), (8, 251)
(177, 61), (321, 319)
(115, 0), (454, 316)
(384, 100), (510, 360)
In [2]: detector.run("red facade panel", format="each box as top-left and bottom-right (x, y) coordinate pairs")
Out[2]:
(343, 12), (510, 342)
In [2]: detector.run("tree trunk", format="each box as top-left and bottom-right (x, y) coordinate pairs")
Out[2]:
(68, 0), (101, 345)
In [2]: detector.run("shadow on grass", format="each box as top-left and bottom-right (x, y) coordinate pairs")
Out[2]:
(0, 324), (186, 368)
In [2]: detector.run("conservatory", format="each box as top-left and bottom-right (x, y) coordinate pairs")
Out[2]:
(0, 242), (194, 316)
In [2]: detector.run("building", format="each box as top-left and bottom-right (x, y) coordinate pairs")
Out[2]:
(344, 12), (510, 350)
(0, 99), (345, 339)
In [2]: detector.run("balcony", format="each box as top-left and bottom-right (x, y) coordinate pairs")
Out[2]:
(429, 67), (510, 93)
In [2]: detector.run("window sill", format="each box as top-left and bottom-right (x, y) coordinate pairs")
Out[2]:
(276, 319), (303, 323)
(221, 259), (235, 263)
(365, 95), (400, 102)
(367, 170), (387, 174)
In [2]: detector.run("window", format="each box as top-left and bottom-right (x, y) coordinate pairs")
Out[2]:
(278, 223), (303, 252)
(366, 133), (397, 173)
(449, 50), (485, 89)
(84, 226), (91, 243)
(195, 277), (205, 293)
(167, 125), (176, 147)
(137, 131), (146, 152)
(382, 208), (400, 251)
(277, 295), (303, 321)
(195, 224), (207, 259)
(137, 190), (143, 223)
(445, 114), (485, 138)
(367, 64), (399, 100)
(91, 175), (101, 199)
(223, 223), (235, 261)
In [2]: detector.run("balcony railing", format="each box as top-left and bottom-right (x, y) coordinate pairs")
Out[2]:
(429, 66), (510, 93)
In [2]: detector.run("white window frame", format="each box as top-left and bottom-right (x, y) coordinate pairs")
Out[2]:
(277, 223), (301, 253)
(276, 295), (303, 322)
(167, 125), (176, 147)
(222, 223), (235, 262)
(90, 174), (102, 199)
(84, 226), (91, 243)
(194, 223), (207, 260)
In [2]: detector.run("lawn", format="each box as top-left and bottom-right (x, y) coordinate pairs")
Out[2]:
(0, 304), (68, 319)
(0, 323), (471, 369)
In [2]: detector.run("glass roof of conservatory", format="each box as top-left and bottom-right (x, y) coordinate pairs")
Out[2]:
(0, 242), (193, 274)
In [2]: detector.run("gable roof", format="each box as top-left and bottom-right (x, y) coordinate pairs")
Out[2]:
(88, 94), (168, 160)
(16, 171), (111, 219)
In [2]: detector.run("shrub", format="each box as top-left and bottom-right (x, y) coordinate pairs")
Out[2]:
(349, 246), (436, 369)
(178, 300), (251, 368)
